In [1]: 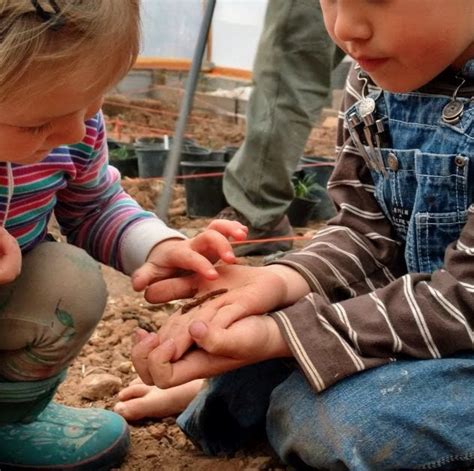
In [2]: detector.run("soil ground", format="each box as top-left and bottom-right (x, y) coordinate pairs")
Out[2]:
(54, 92), (338, 470)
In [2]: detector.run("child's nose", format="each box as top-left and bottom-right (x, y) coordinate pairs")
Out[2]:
(45, 113), (86, 147)
(333, 7), (372, 45)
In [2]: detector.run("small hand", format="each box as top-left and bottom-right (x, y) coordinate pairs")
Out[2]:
(156, 264), (292, 360)
(132, 315), (291, 388)
(0, 227), (21, 284)
(131, 219), (247, 301)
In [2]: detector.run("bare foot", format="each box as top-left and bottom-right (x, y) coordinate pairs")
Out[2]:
(114, 377), (204, 421)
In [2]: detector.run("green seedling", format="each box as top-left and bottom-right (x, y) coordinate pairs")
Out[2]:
(109, 145), (131, 161)
(292, 173), (320, 199)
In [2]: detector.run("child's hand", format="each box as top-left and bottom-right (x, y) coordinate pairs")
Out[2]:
(155, 264), (294, 361)
(0, 227), (21, 284)
(131, 219), (247, 299)
(131, 315), (291, 388)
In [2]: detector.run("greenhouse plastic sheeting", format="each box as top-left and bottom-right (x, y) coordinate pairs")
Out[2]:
(141, 0), (267, 71)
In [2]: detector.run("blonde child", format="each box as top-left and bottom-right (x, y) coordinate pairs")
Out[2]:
(0, 1), (248, 470)
(127, 0), (474, 469)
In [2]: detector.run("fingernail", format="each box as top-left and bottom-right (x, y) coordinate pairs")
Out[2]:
(132, 328), (146, 344)
(207, 268), (218, 277)
(190, 321), (207, 338)
(143, 332), (159, 345)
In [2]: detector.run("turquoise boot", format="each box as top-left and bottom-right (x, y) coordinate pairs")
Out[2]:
(0, 373), (129, 470)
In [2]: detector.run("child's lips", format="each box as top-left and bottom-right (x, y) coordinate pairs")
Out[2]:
(356, 56), (389, 72)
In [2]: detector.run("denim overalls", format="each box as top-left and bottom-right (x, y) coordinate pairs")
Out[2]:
(347, 61), (473, 273)
(177, 63), (474, 470)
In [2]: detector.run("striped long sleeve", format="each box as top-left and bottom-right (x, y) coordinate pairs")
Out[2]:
(270, 68), (474, 392)
(54, 112), (184, 272)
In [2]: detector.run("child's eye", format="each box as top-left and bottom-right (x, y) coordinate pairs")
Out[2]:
(19, 122), (53, 135)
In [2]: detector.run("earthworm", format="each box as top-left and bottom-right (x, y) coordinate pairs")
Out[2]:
(181, 288), (228, 314)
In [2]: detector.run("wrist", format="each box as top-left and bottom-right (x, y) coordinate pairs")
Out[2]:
(146, 237), (185, 260)
(264, 264), (311, 304)
(264, 316), (292, 358)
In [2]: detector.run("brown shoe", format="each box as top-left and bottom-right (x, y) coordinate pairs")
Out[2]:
(216, 207), (293, 256)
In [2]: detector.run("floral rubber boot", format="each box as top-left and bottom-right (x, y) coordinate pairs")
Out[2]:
(0, 373), (129, 470)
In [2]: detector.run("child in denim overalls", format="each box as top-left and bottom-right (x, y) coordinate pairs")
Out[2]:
(127, 1), (473, 469)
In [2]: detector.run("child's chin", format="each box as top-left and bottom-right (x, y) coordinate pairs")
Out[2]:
(369, 73), (434, 94)
(30, 150), (51, 162)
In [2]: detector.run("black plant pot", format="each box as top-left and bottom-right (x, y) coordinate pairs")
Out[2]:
(110, 158), (139, 178)
(180, 146), (212, 162)
(180, 160), (227, 217)
(299, 156), (337, 221)
(287, 196), (320, 227)
(209, 149), (227, 162)
(135, 147), (169, 178)
(223, 145), (240, 162)
(107, 139), (138, 178)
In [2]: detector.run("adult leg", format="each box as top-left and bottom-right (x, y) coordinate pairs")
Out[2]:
(267, 353), (474, 470)
(223, 0), (343, 229)
(0, 242), (129, 470)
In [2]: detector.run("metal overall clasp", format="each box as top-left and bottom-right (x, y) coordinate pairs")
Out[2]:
(347, 67), (388, 177)
(442, 77), (466, 125)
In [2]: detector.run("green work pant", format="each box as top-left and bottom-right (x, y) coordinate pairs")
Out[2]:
(223, 0), (345, 228)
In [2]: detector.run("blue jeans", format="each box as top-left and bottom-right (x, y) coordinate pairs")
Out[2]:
(178, 354), (474, 470)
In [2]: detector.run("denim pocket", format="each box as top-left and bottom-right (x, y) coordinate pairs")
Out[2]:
(415, 210), (469, 273)
(371, 151), (471, 272)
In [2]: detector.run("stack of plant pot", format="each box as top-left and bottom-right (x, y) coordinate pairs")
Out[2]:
(134, 136), (197, 178)
(134, 136), (237, 217)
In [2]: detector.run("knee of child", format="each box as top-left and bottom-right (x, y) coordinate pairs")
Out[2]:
(23, 242), (108, 332)
(267, 371), (405, 470)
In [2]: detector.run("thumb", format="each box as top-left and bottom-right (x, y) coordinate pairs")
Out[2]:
(132, 262), (171, 292)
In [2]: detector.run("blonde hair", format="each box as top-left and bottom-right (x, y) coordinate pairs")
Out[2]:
(0, 0), (140, 102)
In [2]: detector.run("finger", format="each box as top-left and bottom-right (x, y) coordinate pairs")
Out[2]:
(155, 312), (194, 362)
(168, 247), (220, 278)
(146, 338), (179, 388)
(147, 343), (242, 388)
(0, 230), (21, 284)
(210, 303), (251, 328)
(144, 276), (199, 304)
(131, 262), (173, 292)
(132, 328), (150, 346)
(206, 220), (248, 241)
(190, 231), (238, 265)
(131, 332), (161, 385)
(189, 321), (249, 358)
